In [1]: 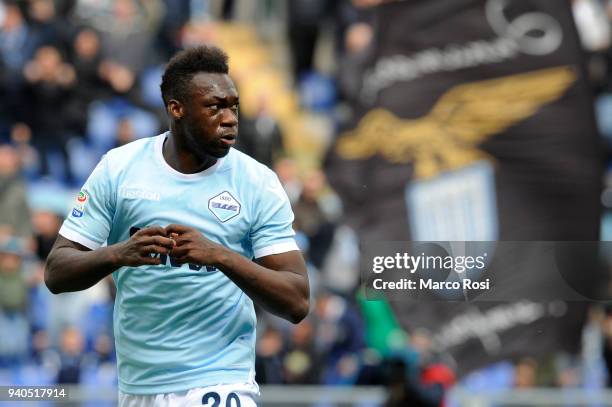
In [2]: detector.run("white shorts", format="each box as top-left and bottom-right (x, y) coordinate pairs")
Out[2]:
(118, 383), (259, 407)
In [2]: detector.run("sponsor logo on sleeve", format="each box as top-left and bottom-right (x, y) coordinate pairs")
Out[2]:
(71, 191), (88, 217)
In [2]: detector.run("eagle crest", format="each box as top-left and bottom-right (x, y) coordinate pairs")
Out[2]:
(337, 66), (577, 179)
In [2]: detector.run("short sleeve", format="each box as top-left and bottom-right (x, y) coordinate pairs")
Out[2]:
(250, 171), (299, 259)
(59, 155), (115, 249)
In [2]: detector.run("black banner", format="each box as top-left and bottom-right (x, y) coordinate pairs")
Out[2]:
(326, 0), (603, 376)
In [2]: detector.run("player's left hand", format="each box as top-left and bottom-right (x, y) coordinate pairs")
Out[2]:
(165, 224), (223, 266)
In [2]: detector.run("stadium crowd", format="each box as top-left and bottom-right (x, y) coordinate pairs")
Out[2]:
(2, 0), (612, 406)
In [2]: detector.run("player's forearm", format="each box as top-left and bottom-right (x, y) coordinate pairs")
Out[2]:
(44, 245), (120, 294)
(45, 227), (175, 294)
(212, 249), (309, 323)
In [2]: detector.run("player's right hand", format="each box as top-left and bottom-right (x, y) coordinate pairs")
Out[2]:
(110, 226), (176, 267)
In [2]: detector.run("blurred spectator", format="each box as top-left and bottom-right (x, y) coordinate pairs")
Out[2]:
(602, 305), (612, 386)
(86, 0), (164, 74)
(31, 210), (62, 261)
(581, 306), (607, 389)
(0, 1), (40, 133)
(556, 354), (582, 388)
(31, 328), (53, 365)
(514, 358), (538, 388)
(315, 292), (365, 384)
(236, 96), (284, 168)
(285, 0), (377, 79)
(0, 237), (30, 366)
(98, 60), (135, 96)
(114, 117), (136, 147)
(384, 357), (451, 407)
(65, 28), (107, 135)
(344, 22), (372, 56)
(0, 237), (28, 313)
(56, 326), (84, 384)
(337, 19), (372, 103)
(9, 123), (40, 178)
(220, 0), (236, 20)
(0, 144), (32, 239)
(320, 224), (359, 294)
(274, 157), (302, 205)
(287, 0), (329, 82)
(26, 0), (74, 51)
(23, 45), (76, 182)
(283, 320), (319, 384)
(0, 1), (40, 74)
(293, 170), (338, 269)
(255, 326), (284, 384)
(155, 0), (190, 60)
(91, 333), (113, 365)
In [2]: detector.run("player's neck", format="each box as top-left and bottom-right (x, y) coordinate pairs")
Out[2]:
(163, 132), (217, 174)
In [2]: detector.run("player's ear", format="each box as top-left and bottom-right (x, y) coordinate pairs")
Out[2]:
(168, 99), (184, 120)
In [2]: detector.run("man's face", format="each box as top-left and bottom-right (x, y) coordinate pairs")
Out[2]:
(178, 72), (239, 159)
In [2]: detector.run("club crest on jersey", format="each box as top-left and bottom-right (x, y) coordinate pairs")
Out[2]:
(71, 191), (88, 217)
(208, 191), (240, 222)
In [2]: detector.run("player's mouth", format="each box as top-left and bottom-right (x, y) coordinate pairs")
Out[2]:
(220, 134), (236, 146)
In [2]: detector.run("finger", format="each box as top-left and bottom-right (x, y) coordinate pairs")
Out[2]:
(131, 255), (162, 266)
(137, 236), (175, 249)
(169, 246), (188, 257)
(151, 236), (176, 249)
(171, 236), (190, 247)
(140, 256), (162, 266)
(165, 224), (192, 235)
(142, 245), (171, 256)
(136, 225), (167, 237)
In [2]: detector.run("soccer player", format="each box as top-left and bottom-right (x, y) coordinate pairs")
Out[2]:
(44, 45), (309, 406)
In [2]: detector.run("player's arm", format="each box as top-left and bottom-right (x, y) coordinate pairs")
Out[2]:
(45, 226), (176, 294)
(166, 224), (309, 324)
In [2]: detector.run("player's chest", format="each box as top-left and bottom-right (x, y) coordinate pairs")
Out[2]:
(115, 182), (250, 240)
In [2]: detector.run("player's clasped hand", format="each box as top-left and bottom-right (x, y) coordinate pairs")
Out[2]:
(165, 223), (222, 266)
(113, 226), (176, 267)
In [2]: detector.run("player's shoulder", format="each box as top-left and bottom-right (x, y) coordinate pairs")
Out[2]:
(226, 148), (278, 184)
(226, 150), (288, 206)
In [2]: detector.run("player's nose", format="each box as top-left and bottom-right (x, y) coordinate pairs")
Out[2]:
(220, 107), (238, 127)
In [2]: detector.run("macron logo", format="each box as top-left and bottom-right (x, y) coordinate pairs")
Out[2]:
(119, 187), (161, 201)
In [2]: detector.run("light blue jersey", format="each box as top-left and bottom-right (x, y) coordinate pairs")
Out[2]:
(59, 133), (298, 394)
